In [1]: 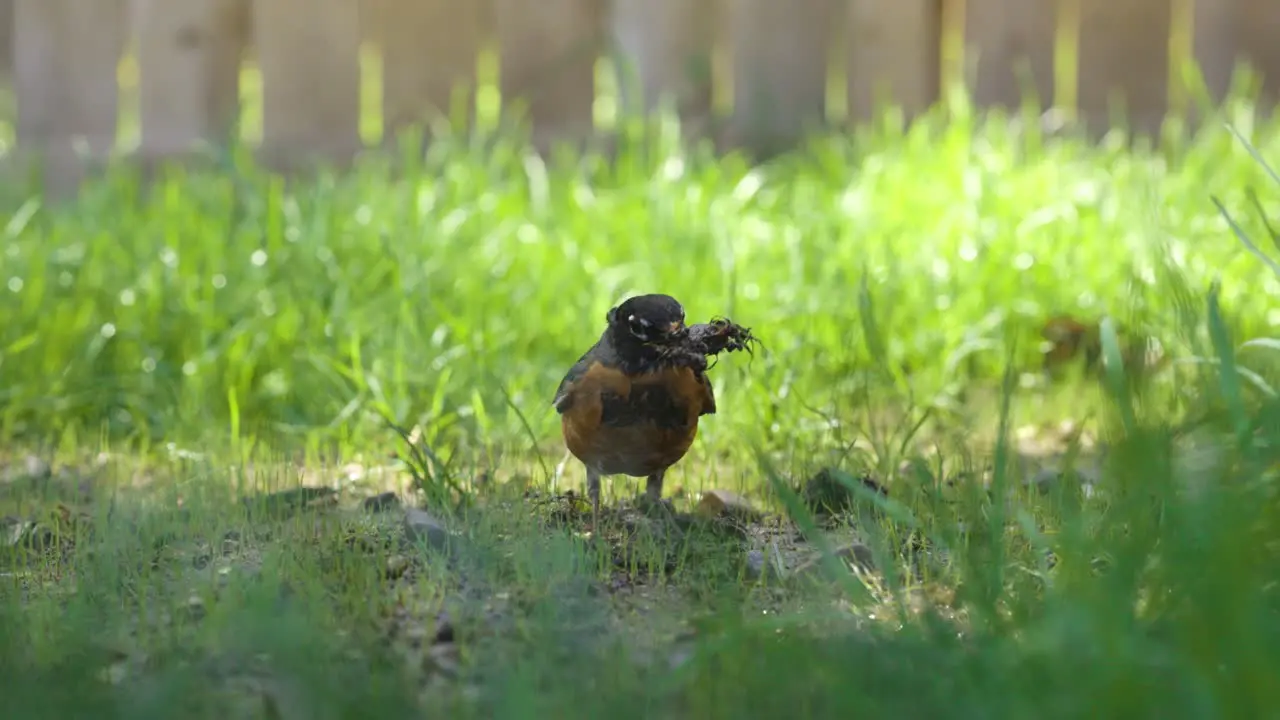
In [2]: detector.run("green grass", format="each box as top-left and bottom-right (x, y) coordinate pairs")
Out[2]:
(4, 88), (1280, 718)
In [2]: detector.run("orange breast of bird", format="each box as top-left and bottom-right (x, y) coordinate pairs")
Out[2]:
(560, 361), (713, 478)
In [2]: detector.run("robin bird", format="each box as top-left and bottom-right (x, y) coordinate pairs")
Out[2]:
(553, 294), (716, 523)
(1040, 315), (1166, 381)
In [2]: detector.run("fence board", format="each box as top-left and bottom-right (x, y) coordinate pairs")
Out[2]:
(253, 0), (362, 165)
(1076, 0), (1173, 133)
(0, 0), (12, 78)
(1193, 0), (1235, 102)
(846, 0), (940, 122)
(1193, 0), (1280, 104)
(728, 0), (834, 154)
(136, 0), (249, 159)
(14, 0), (126, 194)
(1237, 0), (1280, 100)
(493, 0), (601, 147)
(965, 0), (1055, 109)
(376, 0), (490, 139)
(612, 0), (715, 125)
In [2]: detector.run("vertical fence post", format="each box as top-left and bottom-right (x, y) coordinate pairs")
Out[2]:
(492, 0), (602, 150)
(253, 0), (362, 168)
(374, 0), (491, 145)
(1075, 0), (1173, 134)
(136, 0), (249, 162)
(14, 0), (127, 196)
(1192, 0), (1235, 102)
(611, 0), (715, 130)
(0, 0), (13, 79)
(1234, 0), (1280, 101)
(727, 0), (835, 155)
(846, 0), (942, 124)
(964, 0), (1055, 110)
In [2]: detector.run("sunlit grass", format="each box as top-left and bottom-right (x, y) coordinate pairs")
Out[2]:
(5, 87), (1280, 463)
(4, 81), (1280, 717)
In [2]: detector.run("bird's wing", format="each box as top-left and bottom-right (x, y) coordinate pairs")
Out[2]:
(553, 350), (595, 414)
(696, 369), (716, 416)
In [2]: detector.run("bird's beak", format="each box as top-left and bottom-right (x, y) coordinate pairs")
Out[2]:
(667, 321), (685, 336)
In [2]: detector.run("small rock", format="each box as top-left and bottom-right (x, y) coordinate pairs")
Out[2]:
(385, 554), (411, 579)
(103, 660), (130, 686)
(402, 508), (451, 553)
(7, 520), (54, 551)
(192, 543), (213, 569)
(897, 458), (931, 478)
(792, 541), (877, 580)
(400, 622), (431, 648)
(3, 455), (51, 483)
(1026, 465), (1098, 497)
(745, 549), (765, 575)
(799, 468), (886, 517)
(362, 492), (401, 513)
(185, 594), (206, 621)
(245, 486), (338, 518)
(1027, 467), (1062, 493)
(696, 490), (763, 522)
(605, 573), (633, 594)
(745, 548), (784, 583)
(667, 644), (695, 671)
(433, 611), (455, 644)
(26, 456), (53, 478)
(424, 642), (460, 678)
(834, 542), (876, 571)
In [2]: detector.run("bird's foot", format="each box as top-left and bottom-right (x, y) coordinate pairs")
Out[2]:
(587, 498), (603, 534)
(633, 493), (675, 518)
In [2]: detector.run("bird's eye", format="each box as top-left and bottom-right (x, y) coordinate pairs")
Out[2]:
(627, 315), (651, 339)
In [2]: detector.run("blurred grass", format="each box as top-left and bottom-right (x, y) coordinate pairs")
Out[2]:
(5, 78), (1280, 461)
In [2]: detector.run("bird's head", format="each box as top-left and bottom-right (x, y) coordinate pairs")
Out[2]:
(606, 294), (688, 347)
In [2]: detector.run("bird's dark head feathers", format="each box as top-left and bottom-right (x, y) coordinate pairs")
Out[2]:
(606, 294), (688, 347)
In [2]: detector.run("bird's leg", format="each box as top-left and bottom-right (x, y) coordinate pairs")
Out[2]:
(645, 470), (665, 503)
(586, 468), (602, 529)
(640, 470), (672, 517)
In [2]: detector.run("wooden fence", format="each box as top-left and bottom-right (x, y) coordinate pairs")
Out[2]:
(2, 0), (1279, 195)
